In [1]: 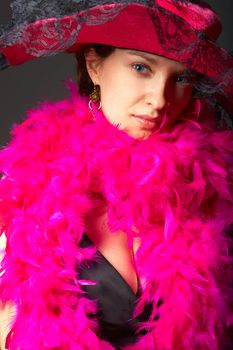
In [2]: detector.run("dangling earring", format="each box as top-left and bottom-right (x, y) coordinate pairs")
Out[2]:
(89, 85), (101, 115)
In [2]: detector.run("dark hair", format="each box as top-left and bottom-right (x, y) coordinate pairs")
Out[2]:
(75, 44), (115, 96)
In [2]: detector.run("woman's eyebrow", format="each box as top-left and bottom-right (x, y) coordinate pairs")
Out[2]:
(125, 50), (158, 64)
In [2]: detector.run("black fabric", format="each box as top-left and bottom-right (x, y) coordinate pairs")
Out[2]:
(77, 233), (155, 348)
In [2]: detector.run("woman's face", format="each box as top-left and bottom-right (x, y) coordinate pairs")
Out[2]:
(86, 48), (194, 139)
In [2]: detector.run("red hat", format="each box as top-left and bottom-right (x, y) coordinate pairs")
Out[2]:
(0, 0), (232, 78)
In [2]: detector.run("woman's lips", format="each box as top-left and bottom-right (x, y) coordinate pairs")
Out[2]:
(133, 114), (161, 129)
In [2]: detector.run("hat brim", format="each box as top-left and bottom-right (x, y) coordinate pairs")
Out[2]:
(1, 3), (233, 79)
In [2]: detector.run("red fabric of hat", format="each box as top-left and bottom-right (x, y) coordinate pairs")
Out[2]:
(0, 0), (232, 80)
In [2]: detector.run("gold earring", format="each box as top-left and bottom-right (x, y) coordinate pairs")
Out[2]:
(89, 85), (101, 112)
(90, 84), (100, 103)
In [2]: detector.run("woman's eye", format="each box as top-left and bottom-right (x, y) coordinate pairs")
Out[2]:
(176, 75), (189, 84)
(176, 74), (195, 85)
(132, 63), (150, 74)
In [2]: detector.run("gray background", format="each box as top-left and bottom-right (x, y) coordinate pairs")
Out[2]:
(0, 1), (232, 145)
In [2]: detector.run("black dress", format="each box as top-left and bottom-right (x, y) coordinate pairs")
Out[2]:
(77, 234), (156, 349)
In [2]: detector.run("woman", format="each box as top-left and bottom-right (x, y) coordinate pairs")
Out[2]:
(0, 1), (232, 349)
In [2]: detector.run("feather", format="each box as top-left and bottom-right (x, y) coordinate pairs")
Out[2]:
(0, 92), (232, 349)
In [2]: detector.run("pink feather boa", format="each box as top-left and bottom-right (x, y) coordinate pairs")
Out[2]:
(0, 89), (232, 349)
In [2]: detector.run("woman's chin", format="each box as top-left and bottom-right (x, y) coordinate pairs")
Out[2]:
(123, 127), (155, 140)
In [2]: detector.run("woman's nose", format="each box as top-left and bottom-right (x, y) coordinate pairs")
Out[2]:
(145, 79), (168, 113)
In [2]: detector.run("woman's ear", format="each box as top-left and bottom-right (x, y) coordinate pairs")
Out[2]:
(84, 48), (103, 85)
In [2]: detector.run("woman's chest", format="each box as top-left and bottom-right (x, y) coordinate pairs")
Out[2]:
(84, 204), (141, 295)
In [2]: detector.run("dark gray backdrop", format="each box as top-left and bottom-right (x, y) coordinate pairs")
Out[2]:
(0, 1), (232, 145)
